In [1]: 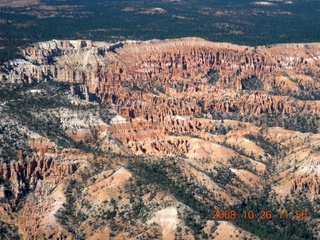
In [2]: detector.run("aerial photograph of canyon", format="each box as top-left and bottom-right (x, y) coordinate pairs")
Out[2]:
(0, 0), (319, 239)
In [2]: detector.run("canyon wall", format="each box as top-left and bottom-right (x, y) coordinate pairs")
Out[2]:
(1, 38), (320, 239)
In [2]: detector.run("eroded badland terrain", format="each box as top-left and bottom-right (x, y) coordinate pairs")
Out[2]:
(0, 38), (319, 239)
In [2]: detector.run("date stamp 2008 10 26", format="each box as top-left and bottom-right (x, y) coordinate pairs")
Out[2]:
(212, 210), (308, 220)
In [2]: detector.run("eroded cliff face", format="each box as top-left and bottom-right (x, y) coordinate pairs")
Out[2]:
(2, 38), (320, 86)
(1, 38), (319, 123)
(0, 38), (319, 239)
(0, 153), (85, 239)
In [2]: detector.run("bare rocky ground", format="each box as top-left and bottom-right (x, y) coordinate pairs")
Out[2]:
(0, 38), (319, 239)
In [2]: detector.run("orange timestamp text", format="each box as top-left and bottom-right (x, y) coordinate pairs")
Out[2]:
(212, 210), (308, 220)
